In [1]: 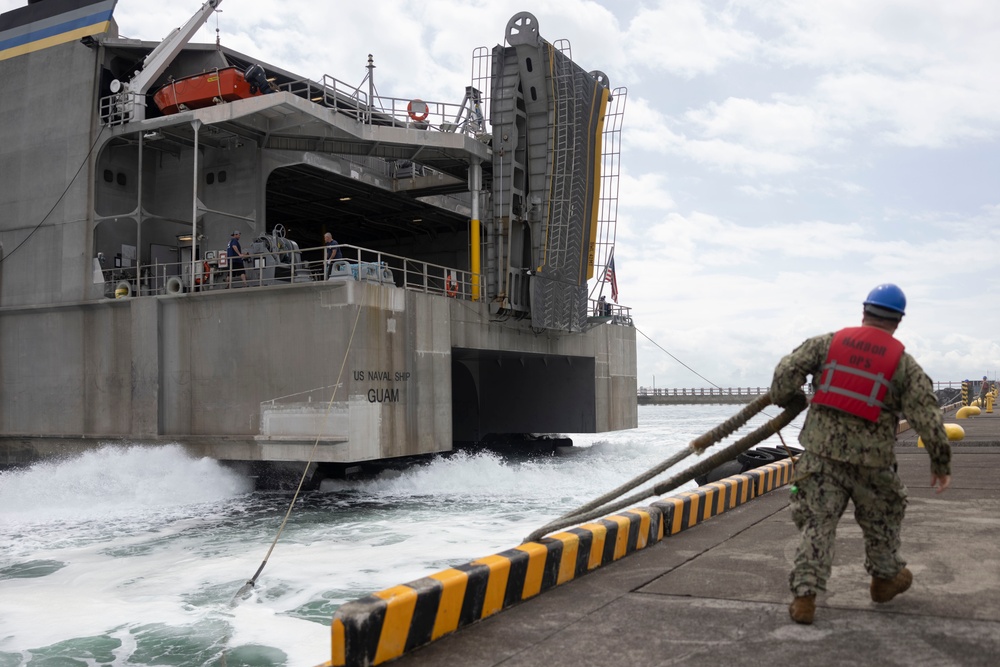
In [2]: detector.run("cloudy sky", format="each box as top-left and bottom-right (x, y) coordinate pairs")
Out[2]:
(6, 0), (998, 389)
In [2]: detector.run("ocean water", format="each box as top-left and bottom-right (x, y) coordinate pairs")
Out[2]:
(0, 404), (800, 666)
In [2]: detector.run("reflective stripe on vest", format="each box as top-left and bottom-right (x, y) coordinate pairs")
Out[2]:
(811, 326), (905, 422)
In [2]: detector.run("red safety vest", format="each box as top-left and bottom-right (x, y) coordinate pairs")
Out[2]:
(811, 326), (905, 422)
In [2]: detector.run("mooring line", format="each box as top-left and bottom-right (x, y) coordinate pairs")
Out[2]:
(231, 285), (369, 605)
(634, 323), (802, 432)
(522, 394), (807, 543)
(635, 325), (724, 390)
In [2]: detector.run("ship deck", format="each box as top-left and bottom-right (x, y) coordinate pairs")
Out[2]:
(337, 409), (1000, 666)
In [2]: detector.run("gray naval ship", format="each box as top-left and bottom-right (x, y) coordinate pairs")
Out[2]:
(0, 0), (636, 485)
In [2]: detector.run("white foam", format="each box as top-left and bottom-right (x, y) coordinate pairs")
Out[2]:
(0, 406), (801, 664)
(0, 444), (252, 518)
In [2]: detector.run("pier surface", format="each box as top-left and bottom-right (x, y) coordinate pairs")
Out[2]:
(384, 412), (1000, 666)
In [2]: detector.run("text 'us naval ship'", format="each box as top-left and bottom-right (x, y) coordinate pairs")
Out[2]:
(0, 0), (637, 484)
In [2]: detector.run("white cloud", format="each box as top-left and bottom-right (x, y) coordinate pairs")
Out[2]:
(737, 183), (797, 199)
(685, 98), (829, 152)
(813, 70), (1000, 148)
(625, 0), (758, 78)
(623, 97), (815, 175)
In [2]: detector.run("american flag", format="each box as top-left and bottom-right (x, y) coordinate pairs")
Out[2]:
(604, 252), (618, 303)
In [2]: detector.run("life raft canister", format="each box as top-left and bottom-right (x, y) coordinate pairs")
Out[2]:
(811, 326), (905, 422)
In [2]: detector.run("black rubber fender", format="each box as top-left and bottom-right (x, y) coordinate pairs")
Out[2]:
(754, 446), (788, 460)
(737, 448), (777, 471)
(755, 445), (803, 461)
(695, 458), (745, 486)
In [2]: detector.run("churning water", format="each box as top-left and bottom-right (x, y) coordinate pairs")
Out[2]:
(0, 404), (798, 666)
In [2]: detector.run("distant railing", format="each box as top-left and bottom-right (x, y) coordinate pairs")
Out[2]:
(639, 387), (771, 397)
(638, 382), (966, 398)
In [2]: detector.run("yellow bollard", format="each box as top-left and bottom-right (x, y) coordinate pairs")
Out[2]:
(988, 392), (994, 414)
(918, 423), (965, 448)
(956, 406), (980, 419)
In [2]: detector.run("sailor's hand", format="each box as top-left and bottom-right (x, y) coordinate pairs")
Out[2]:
(930, 473), (951, 494)
(777, 391), (807, 411)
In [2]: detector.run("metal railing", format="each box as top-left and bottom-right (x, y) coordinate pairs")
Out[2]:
(100, 90), (143, 127)
(639, 387), (773, 397)
(104, 241), (638, 332)
(101, 242), (480, 300)
(638, 382), (966, 398)
(100, 73), (487, 137)
(590, 300), (632, 326)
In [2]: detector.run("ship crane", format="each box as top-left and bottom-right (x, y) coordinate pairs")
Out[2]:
(110, 0), (223, 122)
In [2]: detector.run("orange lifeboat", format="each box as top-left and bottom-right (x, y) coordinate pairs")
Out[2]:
(153, 67), (260, 115)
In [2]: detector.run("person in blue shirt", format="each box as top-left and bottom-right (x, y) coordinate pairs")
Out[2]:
(226, 230), (248, 288)
(324, 232), (343, 278)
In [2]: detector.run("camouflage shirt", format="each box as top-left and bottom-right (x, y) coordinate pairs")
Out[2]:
(770, 330), (951, 475)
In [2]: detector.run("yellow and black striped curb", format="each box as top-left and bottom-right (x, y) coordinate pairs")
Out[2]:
(329, 457), (795, 667)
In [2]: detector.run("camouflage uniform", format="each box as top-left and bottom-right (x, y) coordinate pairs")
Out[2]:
(770, 331), (951, 597)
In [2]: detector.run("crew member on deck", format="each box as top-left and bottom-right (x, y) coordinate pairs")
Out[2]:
(324, 232), (342, 279)
(769, 283), (951, 625)
(226, 230), (249, 288)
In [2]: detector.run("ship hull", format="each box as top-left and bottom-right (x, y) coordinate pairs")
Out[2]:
(0, 281), (637, 467)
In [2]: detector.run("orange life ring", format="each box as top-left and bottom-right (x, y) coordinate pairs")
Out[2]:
(407, 98), (429, 122)
(445, 273), (458, 297)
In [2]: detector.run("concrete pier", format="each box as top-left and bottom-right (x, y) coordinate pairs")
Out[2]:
(327, 409), (1000, 666)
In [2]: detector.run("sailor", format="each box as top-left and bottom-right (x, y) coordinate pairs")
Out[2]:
(324, 232), (343, 279)
(769, 283), (952, 625)
(226, 230), (249, 288)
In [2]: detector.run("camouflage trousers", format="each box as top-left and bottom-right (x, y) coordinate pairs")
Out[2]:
(789, 451), (908, 596)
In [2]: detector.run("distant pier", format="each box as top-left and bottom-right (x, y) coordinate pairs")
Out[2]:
(639, 381), (967, 405)
(638, 387), (770, 405)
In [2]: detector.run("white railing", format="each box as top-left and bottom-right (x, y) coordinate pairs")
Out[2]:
(590, 299), (632, 326)
(638, 387), (773, 398)
(103, 241), (639, 329)
(100, 242), (480, 301)
(638, 382), (966, 398)
(101, 73), (487, 137)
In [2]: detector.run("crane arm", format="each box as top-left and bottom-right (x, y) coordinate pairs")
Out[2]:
(128, 0), (223, 96)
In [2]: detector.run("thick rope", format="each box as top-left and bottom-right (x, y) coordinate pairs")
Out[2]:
(231, 286), (368, 605)
(689, 393), (772, 452)
(522, 394), (806, 544)
(521, 394), (771, 542)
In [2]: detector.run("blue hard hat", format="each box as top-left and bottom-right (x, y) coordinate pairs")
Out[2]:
(863, 283), (906, 318)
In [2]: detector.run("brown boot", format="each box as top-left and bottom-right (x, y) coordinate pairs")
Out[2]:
(789, 594), (816, 624)
(870, 567), (913, 603)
